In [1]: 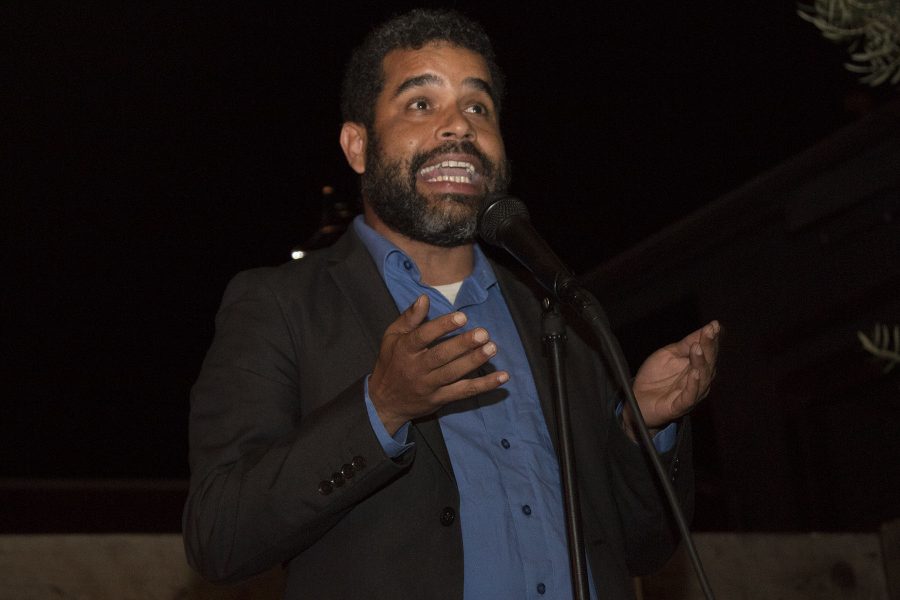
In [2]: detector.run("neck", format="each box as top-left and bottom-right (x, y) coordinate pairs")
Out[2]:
(363, 208), (473, 286)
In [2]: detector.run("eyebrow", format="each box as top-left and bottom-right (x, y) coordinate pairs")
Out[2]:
(393, 74), (497, 104)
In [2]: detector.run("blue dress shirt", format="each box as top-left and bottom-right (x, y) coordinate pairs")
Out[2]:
(353, 216), (674, 599)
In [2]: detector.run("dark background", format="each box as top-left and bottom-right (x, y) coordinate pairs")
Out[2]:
(4, 2), (895, 523)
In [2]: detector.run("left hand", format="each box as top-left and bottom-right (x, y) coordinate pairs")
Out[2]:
(622, 321), (721, 438)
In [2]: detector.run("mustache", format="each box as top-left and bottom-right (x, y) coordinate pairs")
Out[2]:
(408, 140), (496, 178)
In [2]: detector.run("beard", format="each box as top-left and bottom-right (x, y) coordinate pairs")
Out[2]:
(360, 136), (511, 247)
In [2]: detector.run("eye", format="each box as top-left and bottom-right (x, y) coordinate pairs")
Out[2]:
(465, 103), (489, 116)
(408, 98), (431, 111)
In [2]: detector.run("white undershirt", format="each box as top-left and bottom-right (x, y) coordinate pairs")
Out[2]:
(431, 281), (464, 304)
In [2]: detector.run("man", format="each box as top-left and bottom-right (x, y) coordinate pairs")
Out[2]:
(184, 9), (720, 600)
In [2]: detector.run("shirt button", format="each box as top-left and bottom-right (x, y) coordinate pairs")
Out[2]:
(439, 507), (456, 526)
(521, 505), (532, 516)
(500, 438), (510, 449)
(403, 260), (412, 270)
(537, 582), (546, 594)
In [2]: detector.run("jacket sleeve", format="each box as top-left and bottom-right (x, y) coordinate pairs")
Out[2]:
(182, 269), (412, 583)
(607, 407), (694, 576)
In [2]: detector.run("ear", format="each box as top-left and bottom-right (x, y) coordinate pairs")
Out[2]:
(340, 122), (368, 174)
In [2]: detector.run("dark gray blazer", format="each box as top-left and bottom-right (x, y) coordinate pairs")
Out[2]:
(183, 227), (693, 599)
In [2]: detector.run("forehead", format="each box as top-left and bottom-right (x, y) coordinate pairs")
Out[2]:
(380, 42), (492, 91)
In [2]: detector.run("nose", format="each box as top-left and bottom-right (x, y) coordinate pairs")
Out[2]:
(438, 106), (475, 141)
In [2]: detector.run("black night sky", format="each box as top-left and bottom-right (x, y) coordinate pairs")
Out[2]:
(5, 2), (891, 485)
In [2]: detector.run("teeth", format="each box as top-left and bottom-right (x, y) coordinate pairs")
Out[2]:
(429, 175), (470, 183)
(419, 160), (477, 176)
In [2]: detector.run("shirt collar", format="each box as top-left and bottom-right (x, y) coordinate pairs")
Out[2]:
(353, 214), (497, 291)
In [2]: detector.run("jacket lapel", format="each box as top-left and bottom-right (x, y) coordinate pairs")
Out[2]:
(326, 230), (397, 355)
(326, 228), (456, 479)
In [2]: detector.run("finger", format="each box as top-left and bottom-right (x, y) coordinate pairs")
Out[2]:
(404, 310), (469, 351)
(387, 295), (430, 336)
(671, 327), (703, 358)
(700, 320), (720, 370)
(433, 370), (510, 405)
(687, 339), (716, 402)
(658, 366), (699, 421)
(695, 321), (720, 377)
(427, 339), (499, 386)
(678, 368), (703, 413)
(424, 327), (491, 369)
(688, 342), (706, 370)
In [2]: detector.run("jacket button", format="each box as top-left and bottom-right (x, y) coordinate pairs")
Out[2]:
(317, 481), (333, 495)
(331, 472), (345, 487)
(341, 464), (355, 479)
(352, 456), (367, 471)
(440, 507), (456, 526)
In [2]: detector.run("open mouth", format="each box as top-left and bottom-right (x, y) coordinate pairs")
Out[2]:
(418, 159), (478, 184)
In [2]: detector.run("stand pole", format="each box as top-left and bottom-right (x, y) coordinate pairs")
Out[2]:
(542, 298), (590, 600)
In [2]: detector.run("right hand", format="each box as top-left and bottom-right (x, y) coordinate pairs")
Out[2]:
(369, 294), (509, 435)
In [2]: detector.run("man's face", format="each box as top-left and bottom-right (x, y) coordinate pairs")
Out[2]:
(358, 42), (509, 247)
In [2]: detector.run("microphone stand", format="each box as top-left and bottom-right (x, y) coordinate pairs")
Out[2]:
(478, 195), (715, 599)
(542, 298), (590, 600)
(557, 282), (717, 600)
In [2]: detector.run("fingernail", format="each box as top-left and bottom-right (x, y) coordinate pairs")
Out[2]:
(452, 312), (466, 326)
(497, 372), (509, 383)
(693, 344), (703, 355)
(472, 328), (488, 343)
(483, 342), (497, 356)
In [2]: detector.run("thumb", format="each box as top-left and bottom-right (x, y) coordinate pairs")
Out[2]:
(398, 294), (429, 333)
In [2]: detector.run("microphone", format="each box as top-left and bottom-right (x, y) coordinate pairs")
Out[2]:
(477, 194), (580, 303)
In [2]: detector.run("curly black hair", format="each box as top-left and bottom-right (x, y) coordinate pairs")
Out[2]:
(340, 9), (505, 130)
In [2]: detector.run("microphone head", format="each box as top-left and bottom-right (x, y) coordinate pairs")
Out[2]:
(478, 194), (530, 246)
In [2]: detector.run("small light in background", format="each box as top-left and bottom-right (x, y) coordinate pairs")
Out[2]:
(290, 184), (358, 260)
